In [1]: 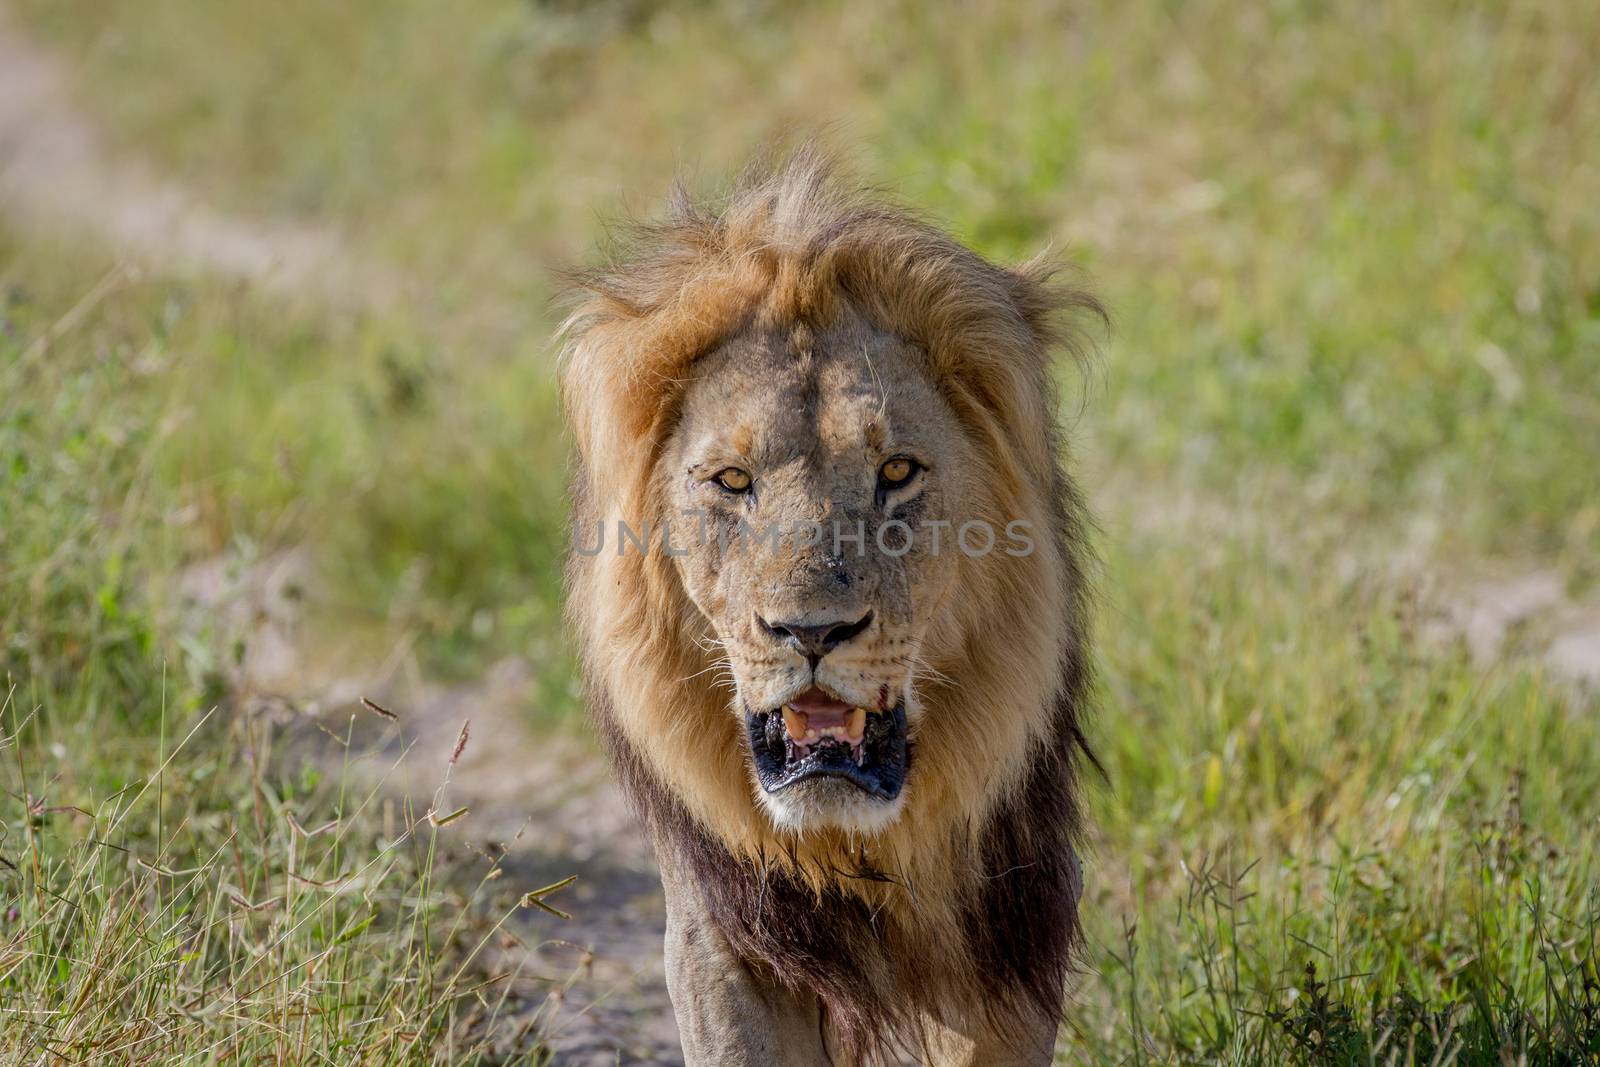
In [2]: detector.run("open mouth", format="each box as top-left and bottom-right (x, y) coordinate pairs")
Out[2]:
(745, 687), (909, 801)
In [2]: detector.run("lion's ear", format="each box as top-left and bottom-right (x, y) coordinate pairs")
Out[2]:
(1006, 254), (1108, 370)
(558, 246), (767, 480)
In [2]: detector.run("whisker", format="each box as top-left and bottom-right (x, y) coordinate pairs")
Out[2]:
(910, 656), (958, 691)
(679, 656), (736, 687)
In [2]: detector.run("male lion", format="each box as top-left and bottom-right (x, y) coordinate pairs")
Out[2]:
(560, 147), (1100, 1065)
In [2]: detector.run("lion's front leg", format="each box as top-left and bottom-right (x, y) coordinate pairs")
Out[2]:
(922, 1011), (1059, 1066)
(661, 857), (827, 1066)
(922, 845), (1081, 1066)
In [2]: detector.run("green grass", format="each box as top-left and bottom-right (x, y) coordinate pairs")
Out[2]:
(1080, 521), (1600, 1062)
(0, 692), (565, 1063)
(4, 0), (1599, 1062)
(1, 235), (569, 1062)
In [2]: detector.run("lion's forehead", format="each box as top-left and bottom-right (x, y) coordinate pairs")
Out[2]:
(682, 323), (954, 476)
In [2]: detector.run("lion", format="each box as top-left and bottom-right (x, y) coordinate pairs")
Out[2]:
(559, 146), (1101, 1066)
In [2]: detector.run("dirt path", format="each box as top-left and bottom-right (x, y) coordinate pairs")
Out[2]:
(354, 662), (682, 1064)
(178, 550), (682, 1064)
(1121, 480), (1600, 690)
(1431, 568), (1600, 688)
(0, 9), (393, 307)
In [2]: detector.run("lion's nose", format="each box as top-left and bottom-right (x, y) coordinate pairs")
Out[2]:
(757, 611), (874, 667)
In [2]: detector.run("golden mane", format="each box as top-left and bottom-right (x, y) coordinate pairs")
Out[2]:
(561, 144), (1099, 488)
(559, 145), (1101, 1057)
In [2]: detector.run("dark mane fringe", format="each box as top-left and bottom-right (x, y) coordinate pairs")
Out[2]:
(961, 690), (1090, 1040)
(964, 428), (1096, 1040)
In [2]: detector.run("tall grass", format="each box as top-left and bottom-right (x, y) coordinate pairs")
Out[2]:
(1076, 512), (1600, 1063)
(1, 235), (566, 1063)
(1095, 812), (1600, 1064)
(0, 692), (566, 1063)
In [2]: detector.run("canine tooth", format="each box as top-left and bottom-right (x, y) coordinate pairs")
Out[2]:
(782, 706), (808, 743)
(846, 707), (867, 742)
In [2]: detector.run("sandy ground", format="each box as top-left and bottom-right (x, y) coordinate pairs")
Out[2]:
(1124, 482), (1600, 689)
(344, 666), (682, 1064)
(351, 656), (682, 1064)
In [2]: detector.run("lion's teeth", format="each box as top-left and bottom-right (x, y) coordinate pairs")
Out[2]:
(783, 703), (870, 751)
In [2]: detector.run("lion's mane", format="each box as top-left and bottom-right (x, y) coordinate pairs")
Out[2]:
(560, 146), (1101, 1061)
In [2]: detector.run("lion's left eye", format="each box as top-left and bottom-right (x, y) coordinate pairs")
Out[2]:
(714, 467), (752, 493)
(878, 457), (920, 489)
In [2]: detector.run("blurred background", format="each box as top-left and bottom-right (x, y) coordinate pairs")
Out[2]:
(1, 1), (1597, 1063)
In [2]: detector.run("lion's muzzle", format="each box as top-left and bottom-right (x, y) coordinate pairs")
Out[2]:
(745, 686), (909, 800)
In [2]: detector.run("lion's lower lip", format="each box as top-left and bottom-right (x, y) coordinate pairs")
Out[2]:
(745, 703), (909, 801)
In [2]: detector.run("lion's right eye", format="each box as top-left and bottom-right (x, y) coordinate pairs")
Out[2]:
(714, 468), (752, 493)
(878, 457), (920, 489)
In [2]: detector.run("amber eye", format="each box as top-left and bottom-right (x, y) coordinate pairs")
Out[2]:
(714, 467), (752, 493)
(879, 457), (918, 488)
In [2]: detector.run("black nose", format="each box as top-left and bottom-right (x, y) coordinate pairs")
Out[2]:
(757, 611), (874, 666)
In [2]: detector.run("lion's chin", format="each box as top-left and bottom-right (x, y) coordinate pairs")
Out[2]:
(744, 701), (909, 833)
(756, 775), (909, 835)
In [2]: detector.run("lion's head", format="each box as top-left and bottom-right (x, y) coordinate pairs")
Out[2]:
(561, 146), (1099, 1055)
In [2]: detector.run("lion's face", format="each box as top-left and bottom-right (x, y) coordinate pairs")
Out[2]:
(661, 313), (974, 833)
